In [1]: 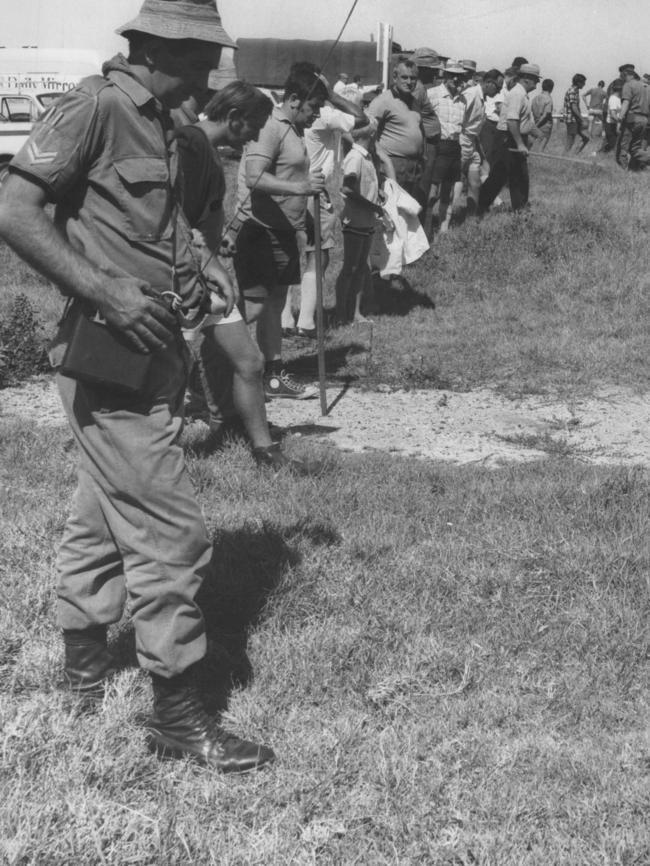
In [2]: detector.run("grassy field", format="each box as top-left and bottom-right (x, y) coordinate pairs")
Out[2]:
(1, 134), (650, 864)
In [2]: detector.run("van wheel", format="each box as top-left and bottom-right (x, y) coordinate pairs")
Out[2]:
(0, 161), (10, 188)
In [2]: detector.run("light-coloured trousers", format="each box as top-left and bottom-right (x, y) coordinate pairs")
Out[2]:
(55, 340), (212, 678)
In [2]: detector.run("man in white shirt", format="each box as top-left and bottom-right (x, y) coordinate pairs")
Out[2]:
(427, 59), (467, 233)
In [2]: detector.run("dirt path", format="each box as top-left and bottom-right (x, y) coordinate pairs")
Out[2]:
(1, 377), (648, 467)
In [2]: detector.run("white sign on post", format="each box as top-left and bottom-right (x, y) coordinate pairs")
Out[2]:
(376, 22), (393, 90)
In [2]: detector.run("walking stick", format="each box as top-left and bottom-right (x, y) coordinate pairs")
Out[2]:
(312, 193), (328, 416)
(509, 148), (608, 168)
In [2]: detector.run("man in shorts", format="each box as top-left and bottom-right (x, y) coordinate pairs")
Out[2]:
(228, 65), (327, 399)
(427, 59), (468, 233)
(367, 56), (426, 209)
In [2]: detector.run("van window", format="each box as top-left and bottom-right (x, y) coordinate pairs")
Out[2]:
(0, 96), (35, 122)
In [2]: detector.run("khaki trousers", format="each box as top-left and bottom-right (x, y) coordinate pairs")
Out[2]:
(55, 340), (212, 678)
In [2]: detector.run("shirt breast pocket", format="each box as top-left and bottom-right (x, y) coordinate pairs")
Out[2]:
(112, 156), (172, 242)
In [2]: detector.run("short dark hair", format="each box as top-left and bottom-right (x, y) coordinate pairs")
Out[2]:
(572, 73), (586, 86)
(511, 56), (528, 69)
(485, 68), (503, 81)
(284, 61), (328, 102)
(542, 78), (554, 92)
(205, 81), (273, 124)
(598, 80), (605, 87)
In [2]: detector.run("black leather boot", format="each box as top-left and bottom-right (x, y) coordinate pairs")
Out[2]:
(146, 669), (275, 773)
(63, 625), (116, 702)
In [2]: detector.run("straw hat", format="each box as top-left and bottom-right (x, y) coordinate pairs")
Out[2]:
(443, 59), (467, 75)
(459, 59), (477, 73)
(116, 0), (236, 48)
(518, 63), (542, 80)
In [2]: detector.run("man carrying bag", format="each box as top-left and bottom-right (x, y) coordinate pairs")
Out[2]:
(0, 0), (274, 773)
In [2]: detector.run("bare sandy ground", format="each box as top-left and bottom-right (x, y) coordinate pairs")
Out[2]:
(2, 376), (648, 467)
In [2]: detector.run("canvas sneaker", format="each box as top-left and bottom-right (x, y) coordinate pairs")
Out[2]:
(264, 369), (318, 400)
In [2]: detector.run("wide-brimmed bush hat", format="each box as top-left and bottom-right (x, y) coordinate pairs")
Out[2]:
(412, 47), (442, 69)
(460, 59), (477, 73)
(116, 0), (236, 48)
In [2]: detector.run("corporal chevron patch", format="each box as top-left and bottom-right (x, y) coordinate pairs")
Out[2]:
(45, 108), (64, 128)
(27, 141), (58, 165)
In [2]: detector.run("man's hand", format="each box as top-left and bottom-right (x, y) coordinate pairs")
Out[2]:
(517, 142), (529, 155)
(203, 260), (239, 317)
(308, 169), (326, 195)
(98, 277), (177, 354)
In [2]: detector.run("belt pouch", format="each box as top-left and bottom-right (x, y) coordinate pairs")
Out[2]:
(60, 307), (152, 394)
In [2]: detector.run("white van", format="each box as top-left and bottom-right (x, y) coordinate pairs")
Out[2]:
(0, 48), (101, 184)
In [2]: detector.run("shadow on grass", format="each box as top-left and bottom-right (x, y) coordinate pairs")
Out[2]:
(111, 518), (340, 716)
(367, 273), (436, 318)
(285, 342), (368, 378)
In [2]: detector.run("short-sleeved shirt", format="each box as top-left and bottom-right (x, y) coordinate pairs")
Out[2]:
(304, 105), (355, 179)
(9, 54), (196, 298)
(413, 80), (441, 141)
(484, 93), (501, 123)
(563, 85), (582, 124)
(427, 84), (465, 141)
(498, 82), (535, 134)
(531, 92), (553, 126)
(606, 93), (622, 124)
(237, 105), (310, 231)
(461, 82), (485, 138)
(175, 124), (225, 231)
(367, 88), (424, 159)
(585, 86), (606, 112)
(621, 78), (650, 118)
(340, 143), (379, 230)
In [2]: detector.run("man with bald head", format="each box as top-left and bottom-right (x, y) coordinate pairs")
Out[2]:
(367, 56), (426, 208)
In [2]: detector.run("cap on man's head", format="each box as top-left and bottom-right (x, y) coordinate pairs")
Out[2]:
(116, 0), (236, 47)
(619, 63), (635, 74)
(412, 47), (441, 69)
(519, 63), (542, 80)
(459, 59), (477, 73)
(444, 59), (467, 75)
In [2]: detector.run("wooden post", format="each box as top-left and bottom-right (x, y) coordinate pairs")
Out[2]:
(313, 194), (328, 416)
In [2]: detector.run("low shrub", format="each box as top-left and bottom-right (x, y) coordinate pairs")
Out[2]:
(0, 293), (50, 388)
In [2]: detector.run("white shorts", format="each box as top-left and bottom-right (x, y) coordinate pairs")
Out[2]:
(182, 306), (243, 342)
